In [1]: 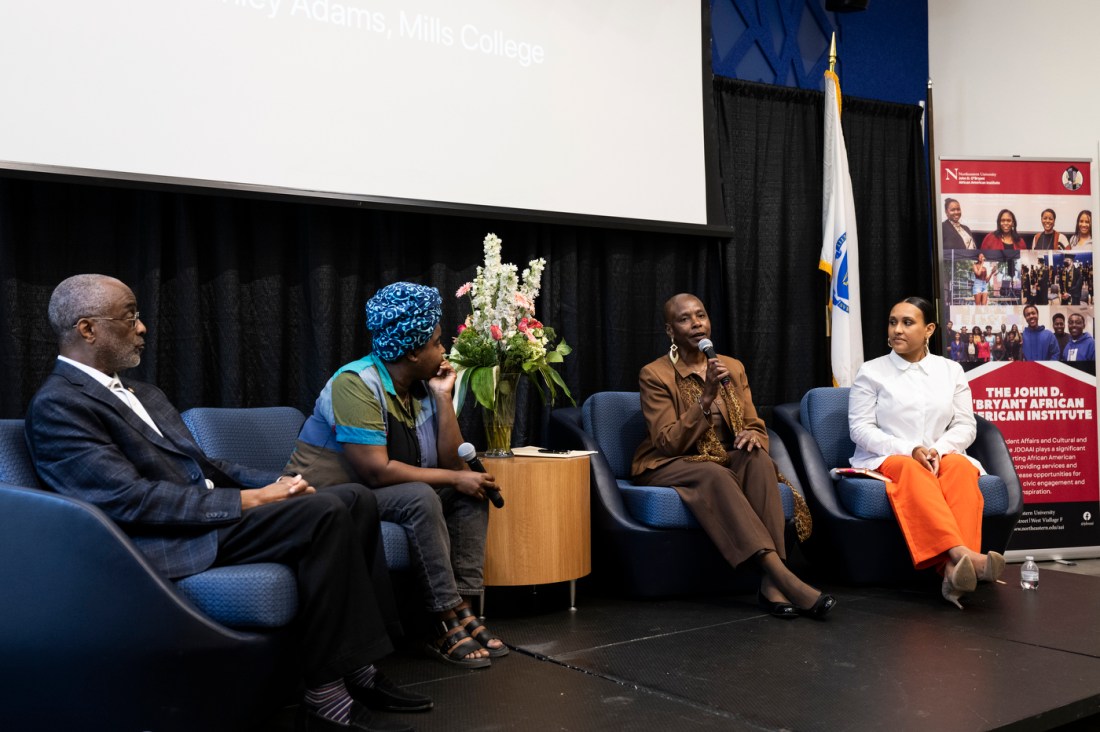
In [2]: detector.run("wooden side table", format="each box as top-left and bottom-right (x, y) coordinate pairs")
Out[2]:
(482, 454), (591, 610)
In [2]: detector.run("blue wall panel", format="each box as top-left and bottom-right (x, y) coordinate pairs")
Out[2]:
(711, 0), (929, 105)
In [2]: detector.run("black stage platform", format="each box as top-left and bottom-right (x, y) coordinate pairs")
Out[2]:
(263, 565), (1100, 731)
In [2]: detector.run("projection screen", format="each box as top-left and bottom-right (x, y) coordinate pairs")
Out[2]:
(0, 0), (722, 232)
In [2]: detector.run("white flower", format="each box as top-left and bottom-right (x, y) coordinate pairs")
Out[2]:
(452, 233), (562, 367)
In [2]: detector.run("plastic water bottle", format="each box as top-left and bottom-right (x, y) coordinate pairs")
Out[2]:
(1020, 556), (1040, 590)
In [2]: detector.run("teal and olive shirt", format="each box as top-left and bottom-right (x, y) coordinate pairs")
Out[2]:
(286, 353), (440, 487)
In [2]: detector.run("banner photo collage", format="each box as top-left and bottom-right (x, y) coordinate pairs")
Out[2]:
(939, 157), (1097, 555)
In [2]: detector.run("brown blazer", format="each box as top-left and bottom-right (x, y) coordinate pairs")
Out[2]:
(631, 353), (768, 477)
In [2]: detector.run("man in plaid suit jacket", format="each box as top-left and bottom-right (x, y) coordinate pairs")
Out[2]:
(25, 274), (431, 732)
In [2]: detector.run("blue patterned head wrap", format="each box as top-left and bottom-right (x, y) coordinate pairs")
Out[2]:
(365, 282), (443, 362)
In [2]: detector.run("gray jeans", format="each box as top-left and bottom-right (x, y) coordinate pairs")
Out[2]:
(372, 481), (489, 613)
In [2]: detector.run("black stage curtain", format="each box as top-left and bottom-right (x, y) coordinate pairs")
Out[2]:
(0, 77), (930, 445)
(0, 185), (721, 444)
(713, 78), (932, 409)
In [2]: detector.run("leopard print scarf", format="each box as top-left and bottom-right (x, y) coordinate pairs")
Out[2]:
(675, 371), (812, 542)
(676, 372), (743, 465)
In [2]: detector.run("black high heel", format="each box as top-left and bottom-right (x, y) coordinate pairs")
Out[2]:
(757, 591), (798, 619)
(796, 593), (837, 619)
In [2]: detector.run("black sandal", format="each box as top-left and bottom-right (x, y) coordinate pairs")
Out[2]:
(455, 606), (510, 657)
(427, 616), (491, 669)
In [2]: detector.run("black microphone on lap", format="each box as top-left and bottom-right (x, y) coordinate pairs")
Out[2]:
(697, 338), (731, 386)
(457, 442), (505, 508)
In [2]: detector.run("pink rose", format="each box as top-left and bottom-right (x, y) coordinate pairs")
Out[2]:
(490, 325), (503, 340)
(457, 323), (467, 334)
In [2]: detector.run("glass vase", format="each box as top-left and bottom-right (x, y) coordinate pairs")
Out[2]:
(482, 372), (520, 458)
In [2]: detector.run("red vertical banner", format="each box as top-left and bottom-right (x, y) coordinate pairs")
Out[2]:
(938, 157), (1098, 555)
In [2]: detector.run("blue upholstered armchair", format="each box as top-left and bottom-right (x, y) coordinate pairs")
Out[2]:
(773, 387), (1023, 584)
(549, 391), (806, 597)
(180, 406), (410, 571)
(0, 418), (296, 731)
(1, 404), (416, 730)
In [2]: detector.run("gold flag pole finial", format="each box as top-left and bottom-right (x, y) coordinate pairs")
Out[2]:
(828, 32), (837, 74)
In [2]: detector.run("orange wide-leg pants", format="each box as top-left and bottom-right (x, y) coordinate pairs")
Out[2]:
(879, 453), (983, 572)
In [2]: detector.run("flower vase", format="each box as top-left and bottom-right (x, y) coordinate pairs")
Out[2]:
(483, 372), (520, 458)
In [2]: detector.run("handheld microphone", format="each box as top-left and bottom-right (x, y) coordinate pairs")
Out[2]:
(457, 442), (504, 508)
(697, 338), (731, 386)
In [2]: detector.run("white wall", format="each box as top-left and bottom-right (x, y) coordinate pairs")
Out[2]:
(930, 0), (1100, 561)
(929, 0), (1100, 171)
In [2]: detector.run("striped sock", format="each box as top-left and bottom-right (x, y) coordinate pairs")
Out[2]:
(345, 664), (378, 689)
(304, 679), (354, 725)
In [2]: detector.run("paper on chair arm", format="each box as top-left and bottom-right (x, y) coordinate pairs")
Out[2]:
(829, 467), (891, 482)
(511, 446), (598, 459)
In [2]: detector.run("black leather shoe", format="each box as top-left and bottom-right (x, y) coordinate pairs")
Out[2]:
(348, 671), (433, 713)
(797, 593), (837, 619)
(757, 591), (798, 619)
(297, 701), (414, 732)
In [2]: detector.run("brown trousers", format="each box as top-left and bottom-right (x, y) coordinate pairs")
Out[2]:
(637, 448), (785, 568)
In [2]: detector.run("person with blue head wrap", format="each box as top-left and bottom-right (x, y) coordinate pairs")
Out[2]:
(366, 282), (443, 362)
(287, 281), (508, 670)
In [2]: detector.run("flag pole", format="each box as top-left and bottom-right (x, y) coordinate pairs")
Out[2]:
(926, 77), (944, 354)
(824, 32), (837, 339)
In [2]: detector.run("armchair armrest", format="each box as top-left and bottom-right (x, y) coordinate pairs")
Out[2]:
(766, 427), (803, 497)
(773, 402), (852, 519)
(972, 416), (1023, 517)
(0, 483), (288, 730)
(548, 407), (654, 532)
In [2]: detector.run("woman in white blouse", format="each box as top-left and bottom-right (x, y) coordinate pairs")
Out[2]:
(848, 296), (1005, 608)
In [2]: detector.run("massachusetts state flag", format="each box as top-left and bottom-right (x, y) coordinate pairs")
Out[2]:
(819, 69), (863, 387)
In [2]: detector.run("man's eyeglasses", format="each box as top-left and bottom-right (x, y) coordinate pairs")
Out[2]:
(74, 312), (142, 330)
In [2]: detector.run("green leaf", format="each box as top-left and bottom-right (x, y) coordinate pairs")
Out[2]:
(469, 366), (498, 410)
(453, 368), (471, 415)
(546, 367), (575, 405)
(528, 374), (550, 405)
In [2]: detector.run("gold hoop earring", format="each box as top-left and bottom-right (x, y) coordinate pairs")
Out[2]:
(669, 340), (679, 364)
